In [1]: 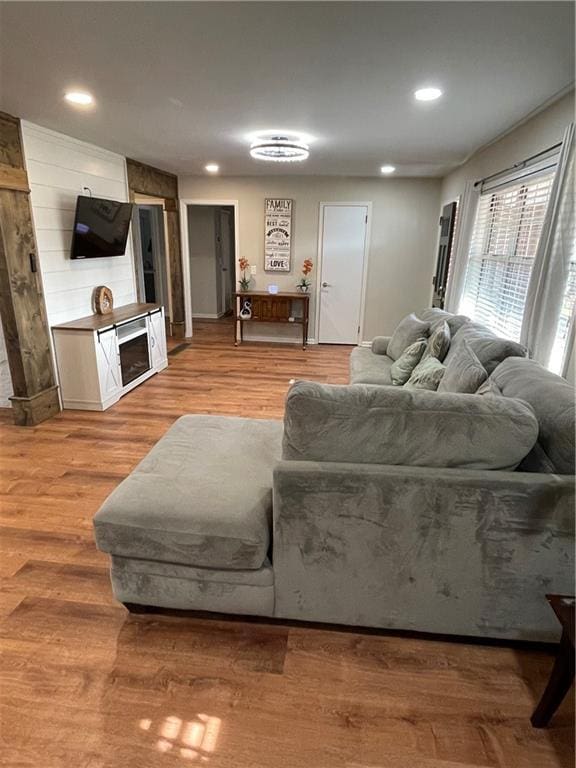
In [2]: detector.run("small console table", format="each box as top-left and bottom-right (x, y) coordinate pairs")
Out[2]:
(234, 291), (310, 349)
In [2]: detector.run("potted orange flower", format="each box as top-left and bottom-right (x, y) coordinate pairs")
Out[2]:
(296, 259), (313, 292)
(238, 257), (251, 291)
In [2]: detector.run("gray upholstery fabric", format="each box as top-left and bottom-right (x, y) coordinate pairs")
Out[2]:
(423, 320), (451, 362)
(404, 356), (446, 391)
(111, 555), (274, 615)
(476, 377), (503, 397)
(390, 339), (427, 385)
(438, 340), (488, 394)
(418, 308), (469, 336)
(489, 357), (575, 475)
(444, 322), (527, 375)
(273, 460), (574, 641)
(283, 381), (538, 470)
(94, 415), (283, 569)
(349, 346), (393, 385)
(371, 336), (391, 355)
(387, 314), (430, 361)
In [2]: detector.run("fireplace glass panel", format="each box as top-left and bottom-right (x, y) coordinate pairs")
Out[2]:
(119, 333), (150, 387)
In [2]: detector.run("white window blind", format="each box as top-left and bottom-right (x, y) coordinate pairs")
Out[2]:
(459, 171), (556, 341)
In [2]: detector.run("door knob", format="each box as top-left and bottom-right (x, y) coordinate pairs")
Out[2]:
(322, 282), (331, 288)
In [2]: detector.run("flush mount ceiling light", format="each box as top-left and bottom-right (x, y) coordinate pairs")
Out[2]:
(64, 91), (94, 106)
(249, 133), (310, 163)
(205, 164), (219, 173)
(414, 87), (443, 102)
(380, 165), (396, 174)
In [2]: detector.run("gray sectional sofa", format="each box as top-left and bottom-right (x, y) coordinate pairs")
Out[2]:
(93, 308), (575, 642)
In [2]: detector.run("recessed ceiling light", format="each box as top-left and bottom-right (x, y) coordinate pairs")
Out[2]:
(64, 91), (94, 106)
(414, 87), (443, 102)
(249, 133), (310, 163)
(205, 164), (219, 173)
(380, 165), (396, 174)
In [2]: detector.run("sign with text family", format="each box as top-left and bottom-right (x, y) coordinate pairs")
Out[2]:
(264, 198), (292, 272)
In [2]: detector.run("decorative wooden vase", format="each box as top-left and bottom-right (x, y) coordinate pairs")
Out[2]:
(93, 286), (114, 314)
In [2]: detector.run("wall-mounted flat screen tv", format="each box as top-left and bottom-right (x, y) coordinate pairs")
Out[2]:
(71, 195), (133, 259)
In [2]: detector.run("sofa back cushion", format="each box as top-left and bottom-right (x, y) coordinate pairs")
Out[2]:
(387, 314), (429, 361)
(486, 357), (575, 475)
(443, 322), (527, 375)
(283, 381), (538, 471)
(418, 308), (469, 336)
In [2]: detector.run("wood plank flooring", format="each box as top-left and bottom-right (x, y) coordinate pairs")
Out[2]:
(0, 318), (573, 768)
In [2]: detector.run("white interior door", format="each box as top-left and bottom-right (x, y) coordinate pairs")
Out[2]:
(318, 204), (368, 344)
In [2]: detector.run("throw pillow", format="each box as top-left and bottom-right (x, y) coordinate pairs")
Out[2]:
(423, 320), (451, 362)
(387, 314), (430, 361)
(438, 340), (488, 394)
(390, 339), (427, 385)
(475, 377), (502, 397)
(405, 356), (446, 391)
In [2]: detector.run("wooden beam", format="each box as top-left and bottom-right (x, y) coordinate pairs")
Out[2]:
(126, 159), (185, 338)
(0, 112), (25, 168)
(0, 112), (61, 426)
(126, 158), (178, 200)
(0, 163), (29, 193)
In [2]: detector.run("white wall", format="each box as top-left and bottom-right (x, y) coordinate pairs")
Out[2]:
(179, 176), (441, 341)
(21, 122), (137, 328)
(441, 91), (575, 204)
(187, 206), (220, 317)
(0, 318), (13, 407)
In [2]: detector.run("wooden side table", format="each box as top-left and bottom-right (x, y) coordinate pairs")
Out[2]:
(531, 594), (575, 728)
(234, 291), (310, 350)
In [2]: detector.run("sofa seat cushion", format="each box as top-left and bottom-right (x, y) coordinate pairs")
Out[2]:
(350, 346), (393, 385)
(444, 322), (526, 375)
(94, 415), (283, 570)
(283, 381), (539, 470)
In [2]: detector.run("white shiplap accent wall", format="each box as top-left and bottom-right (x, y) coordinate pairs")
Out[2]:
(21, 122), (137, 328)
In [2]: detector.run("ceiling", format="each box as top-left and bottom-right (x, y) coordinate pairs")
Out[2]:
(0, 2), (574, 177)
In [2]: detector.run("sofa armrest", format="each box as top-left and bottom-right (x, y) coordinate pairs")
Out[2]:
(272, 460), (574, 639)
(371, 336), (391, 355)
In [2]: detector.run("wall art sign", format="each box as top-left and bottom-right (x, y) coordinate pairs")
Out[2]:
(264, 198), (292, 272)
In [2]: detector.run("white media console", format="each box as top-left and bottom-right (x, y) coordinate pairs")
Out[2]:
(52, 303), (168, 411)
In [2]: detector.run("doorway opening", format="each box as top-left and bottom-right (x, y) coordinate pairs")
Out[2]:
(182, 202), (237, 339)
(133, 196), (171, 332)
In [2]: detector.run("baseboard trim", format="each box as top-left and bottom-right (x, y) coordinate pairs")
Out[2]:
(243, 334), (317, 345)
(192, 313), (226, 320)
(359, 341), (371, 347)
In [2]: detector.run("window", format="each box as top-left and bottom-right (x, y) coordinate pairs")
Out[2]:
(459, 172), (556, 341)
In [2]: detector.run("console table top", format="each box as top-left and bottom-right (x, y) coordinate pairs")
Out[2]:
(234, 291), (310, 299)
(52, 303), (161, 332)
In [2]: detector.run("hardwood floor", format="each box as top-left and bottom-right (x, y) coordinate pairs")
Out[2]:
(0, 319), (573, 768)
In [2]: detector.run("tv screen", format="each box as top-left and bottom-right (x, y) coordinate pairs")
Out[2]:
(71, 195), (133, 259)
